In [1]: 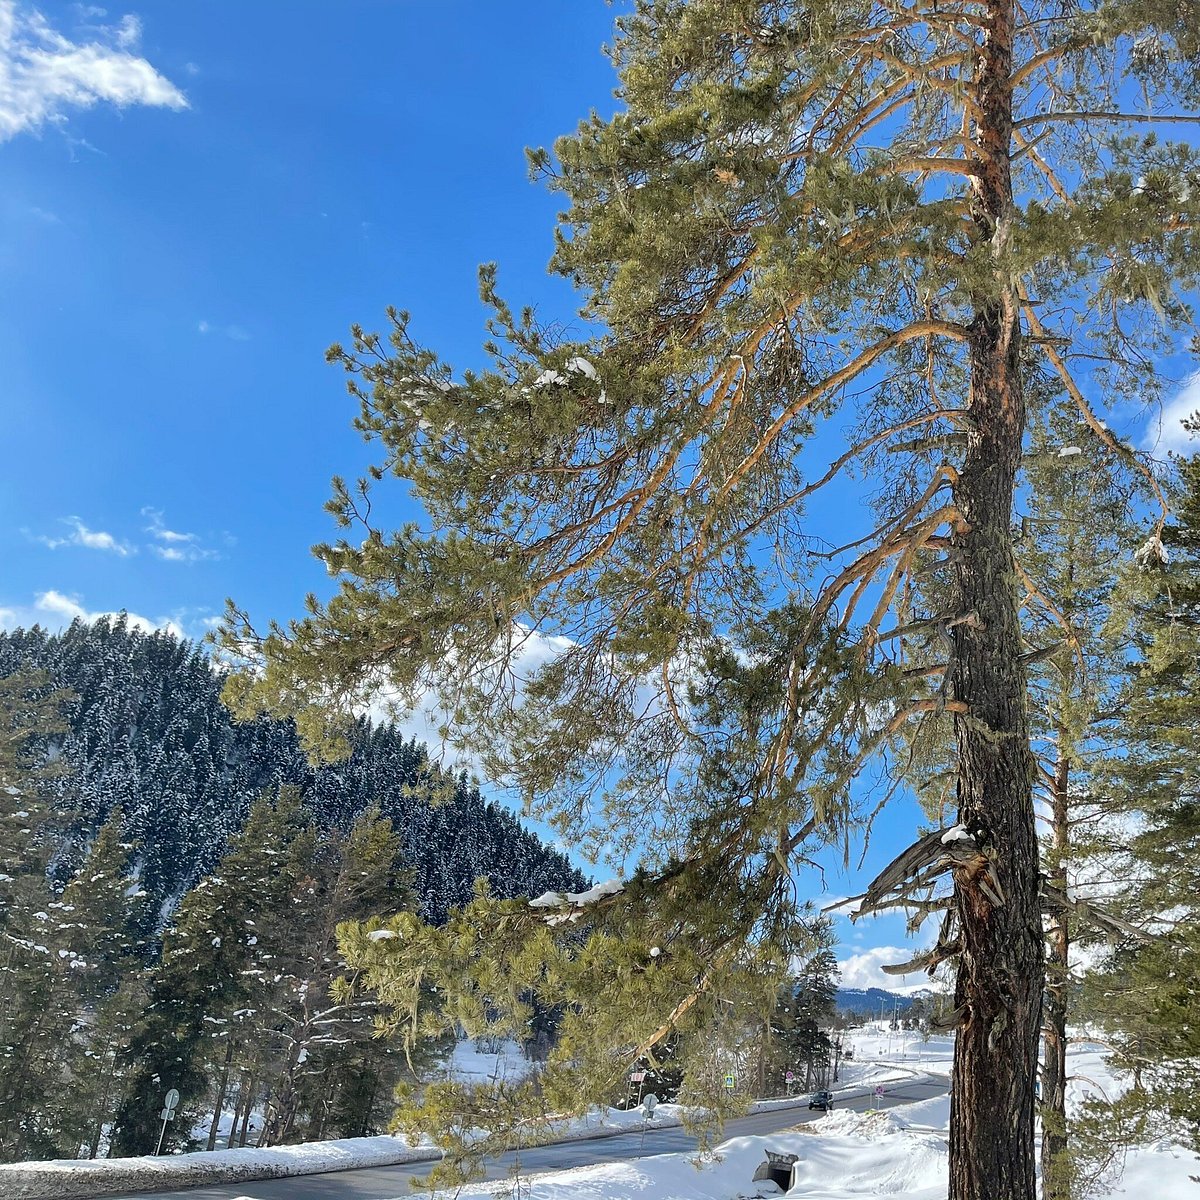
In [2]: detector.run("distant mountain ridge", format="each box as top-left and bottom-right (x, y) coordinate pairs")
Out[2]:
(0, 617), (587, 926)
(835, 986), (927, 1014)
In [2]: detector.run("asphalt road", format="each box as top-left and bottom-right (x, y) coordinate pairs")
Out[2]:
(113, 1077), (946, 1200)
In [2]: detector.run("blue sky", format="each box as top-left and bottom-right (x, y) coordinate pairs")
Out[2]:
(2, 2), (1196, 988)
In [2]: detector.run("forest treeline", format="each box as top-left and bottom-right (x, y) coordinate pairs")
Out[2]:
(0, 618), (586, 1161)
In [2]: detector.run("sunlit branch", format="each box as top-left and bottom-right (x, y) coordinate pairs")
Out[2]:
(708, 321), (968, 517)
(1018, 288), (1170, 535)
(1015, 111), (1200, 129)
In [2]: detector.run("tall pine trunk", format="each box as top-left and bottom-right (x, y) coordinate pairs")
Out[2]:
(237, 1073), (255, 1147)
(949, 0), (1043, 1195)
(206, 1038), (235, 1152)
(1041, 744), (1071, 1198)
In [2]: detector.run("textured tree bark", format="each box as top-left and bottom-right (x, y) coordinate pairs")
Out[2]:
(206, 1038), (235, 1152)
(948, 0), (1043, 1194)
(1041, 745), (1071, 1199)
(237, 1072), (255, 1147)
(226, 1071), (247, 1150)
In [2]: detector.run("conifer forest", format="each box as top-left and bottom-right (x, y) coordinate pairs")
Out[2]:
(2, 2), (1200, 1199)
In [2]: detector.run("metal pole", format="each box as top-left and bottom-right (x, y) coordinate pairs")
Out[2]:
(155, 1117), (168, 1156)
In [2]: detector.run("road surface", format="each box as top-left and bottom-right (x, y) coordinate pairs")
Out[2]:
(112, 1077), (946, 1200)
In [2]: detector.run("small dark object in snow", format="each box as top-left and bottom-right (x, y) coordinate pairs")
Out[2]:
(752, 1149), (800, 1191)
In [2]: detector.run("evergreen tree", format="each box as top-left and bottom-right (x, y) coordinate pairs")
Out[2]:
(219, 3), (1199, 1196)
(0, 618), (586, 930)
(110, 790), (314, 1156)
(255, 806), (414, 1147)
(1015, 407), (1141, 1198)
(1082, 447), (1200, 1160)
(754, 944), (838, 1096)
(0, 672), (74, 1161)
(36, 809), (150, 1158)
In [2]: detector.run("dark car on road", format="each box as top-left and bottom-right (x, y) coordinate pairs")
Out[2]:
(808, 1089), (834, 1110)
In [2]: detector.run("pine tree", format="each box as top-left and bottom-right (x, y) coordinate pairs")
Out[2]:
(1081, 447), (1200, 1158)
(255, 806), (414, 1147)
(0, 672), (74, 1161)
(0, 619), (586, 929)
(33, 809), (151, 1158)
(109, 790), (314, 1156)
(220, 3), (1199, 1196)
(1013, 406), (1142, 1198)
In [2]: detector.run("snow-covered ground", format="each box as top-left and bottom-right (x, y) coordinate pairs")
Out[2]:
(841, 1024), (955, 1074)
(0, 1134), (441, 1200)
(426, 1025), (1197, 1200)
(435, 1108), (950, 1200)
(6, 1024), (1196, 1200)
(438, 1036), (537, 1086)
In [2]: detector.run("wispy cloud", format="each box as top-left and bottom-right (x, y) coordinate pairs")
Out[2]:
(142, 506), (220, 562)
(0, 589), (184, 639)
(197, 319), (250, 342)
(837, 944), (934, 993)
(1143, 371), (1200, 456)
(28, 515), (135, 556)
(0, 1), (187, 143)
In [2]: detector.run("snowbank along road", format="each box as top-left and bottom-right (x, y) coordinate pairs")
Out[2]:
(104, 1076), (947, 1200)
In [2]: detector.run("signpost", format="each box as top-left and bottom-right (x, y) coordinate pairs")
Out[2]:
(724, 1073), (736, 1091)
(785, 1069), (795, 1095)
(638, 1092), (659, 1156)
(155, 1088), (180, 1156)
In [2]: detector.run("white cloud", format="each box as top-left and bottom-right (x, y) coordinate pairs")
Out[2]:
(141, 506), (220, 562)
(113, 13), (138, 49)
(837, 944), (935, 994)
(29, 515), (134, 556)
(0, 589), (184, 639)
(1144, 371), (1200, 455)
(0, 1), (187, 143)
(149, 543), (218, 563)
(363, 624), (575, 773)
(197, 319), (250, 342)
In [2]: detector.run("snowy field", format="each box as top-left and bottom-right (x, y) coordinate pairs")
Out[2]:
(422, 1026), (1195, 1200)
(438, 1037), (537, 1086)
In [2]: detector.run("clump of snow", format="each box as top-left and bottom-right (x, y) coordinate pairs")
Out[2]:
(1057, 445), (1083, 458)
(564, 356), (599, 380)
(568, 879), (624, 905)
(366, 929), (397, 941)
(530, 880), (624, 909)
(1135, 535), (1170, 569)
(940, 824), (972, 844)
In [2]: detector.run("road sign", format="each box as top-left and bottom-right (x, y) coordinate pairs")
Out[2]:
(785, 1070), (795, 1082)
(160, 1108), (175, 1121)
(164, 1088), (180, 1111)
(643, 1093), (658, 1115)
(724, 1073), (736, 1090)
(630, 1070), (646, 1082)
